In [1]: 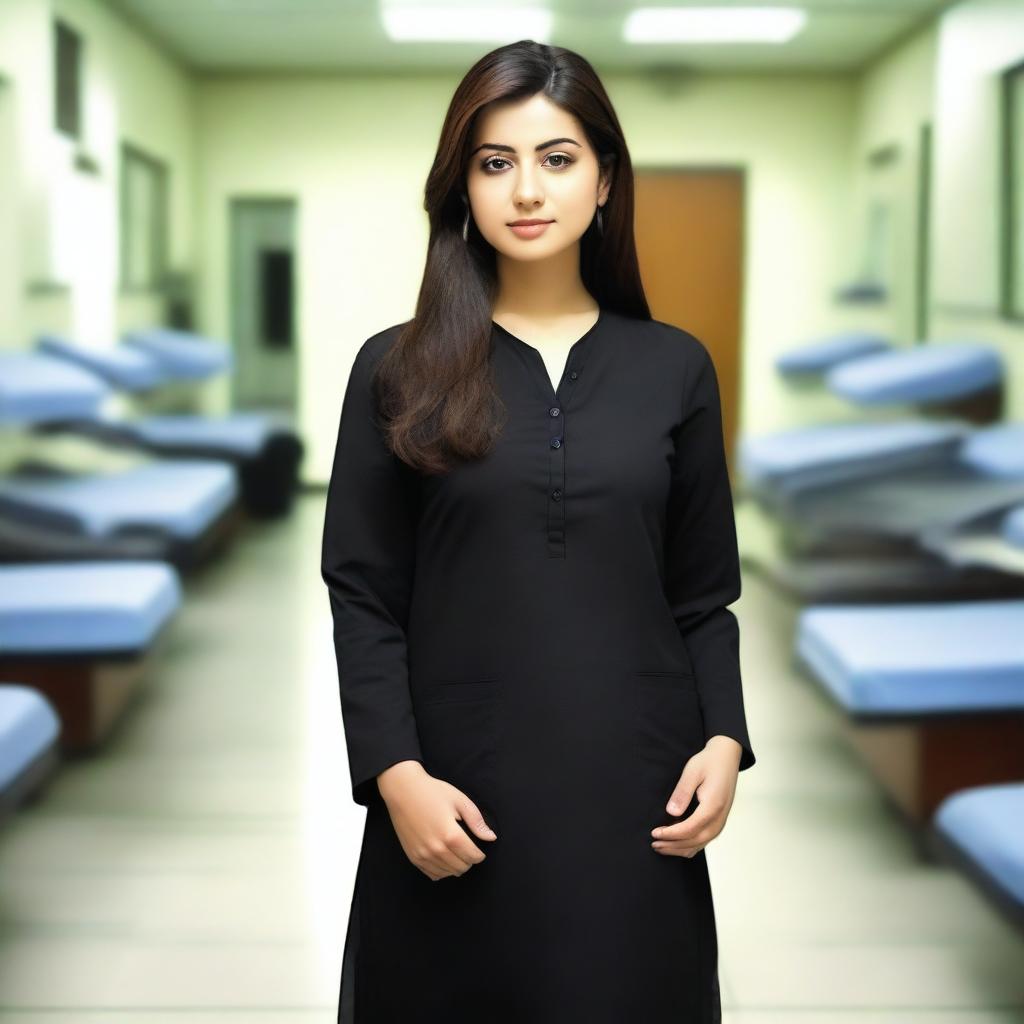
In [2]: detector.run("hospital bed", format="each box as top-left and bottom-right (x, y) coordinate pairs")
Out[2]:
(737, 342), (1024, 600)
(0, 683), (61, 820)
(792, 599), (1024, 829)
(775, 329), (892, 379)
(1, 351), (242, 569)
(122, 325), (234, 377)
(741, 342), (1006, 505)
(767, 421), (1024, 558)
(918, 502), (1024, 578)
(736, 432), (1024, 604)
(825, 340), (1003, 421)
(926, 782), (1024, 933)
(0, 561), (181, 751)
(36, 331), (304, 517)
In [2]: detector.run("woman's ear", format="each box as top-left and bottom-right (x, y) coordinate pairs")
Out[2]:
(598, 155), (614, 206)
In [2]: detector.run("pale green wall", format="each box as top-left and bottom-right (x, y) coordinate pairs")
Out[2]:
(846, 0), (1024, 419)
(0, 0), (52, 334)
(929, 0), (1024, 417)
(3, 0), (1021, 480)
(848, 19), (938, 346)
(196, 72), (860, 481)
(0, 0), (197, 350)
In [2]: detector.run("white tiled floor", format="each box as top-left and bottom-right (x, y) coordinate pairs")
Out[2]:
(1, 492), (1022, 1022)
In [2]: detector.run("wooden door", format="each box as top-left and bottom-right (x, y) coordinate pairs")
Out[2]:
(634, 169), (745, 478)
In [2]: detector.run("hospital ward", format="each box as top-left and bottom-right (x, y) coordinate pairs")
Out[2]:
(0, 0), (1023, 1020)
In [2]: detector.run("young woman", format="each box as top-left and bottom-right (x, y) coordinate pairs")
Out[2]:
(321, 38), (756, 1023)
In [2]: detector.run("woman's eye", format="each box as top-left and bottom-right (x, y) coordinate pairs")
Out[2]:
(480, 153), (574, 173)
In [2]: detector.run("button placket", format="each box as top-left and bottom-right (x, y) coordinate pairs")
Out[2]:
(542, 339), (595, 559)
(491, 312), (601, 560)
(546, 396), (563, 556)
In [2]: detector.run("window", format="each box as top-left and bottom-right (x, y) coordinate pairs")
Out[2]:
(54, 19), (82, 139)
(120, 143), (169, 290)
(260, 248), (294, 348)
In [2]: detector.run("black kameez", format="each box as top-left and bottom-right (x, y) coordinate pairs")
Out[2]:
(321, 307), (756, 1023)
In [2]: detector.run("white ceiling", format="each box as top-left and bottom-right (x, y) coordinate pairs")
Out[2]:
(102, 0), (960, 75)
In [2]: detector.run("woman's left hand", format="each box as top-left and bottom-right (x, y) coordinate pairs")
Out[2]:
(649, 735), (742, 858)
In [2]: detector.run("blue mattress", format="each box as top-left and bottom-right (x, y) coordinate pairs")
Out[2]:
(827, 343), (1003, 405)
(934, 782), (1024, 908)
(122, 328), (233, 379)
(795, 600), (1024, 713)
(738, 419), (969, 495)
(99, 411), (290, 457)
(0, 683), (60, 791)
(1003, 506), (1024, 549)
(36, 333), (166, 392)
(776, 331), (891, 376)
(0, 461), (238, 540)
(959, 423), (1024, 479)
(0, 352), (109, 425)
(0, 561), (181, 654)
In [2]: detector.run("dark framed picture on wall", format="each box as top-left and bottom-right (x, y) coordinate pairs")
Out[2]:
(1002, 57), (1024, 321)
(120, 141), (169, 292)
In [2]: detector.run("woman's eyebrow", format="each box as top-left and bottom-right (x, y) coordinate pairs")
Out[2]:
(470, 137), (582, 157)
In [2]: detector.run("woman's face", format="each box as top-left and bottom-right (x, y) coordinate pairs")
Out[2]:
(465, 92), (610, 262)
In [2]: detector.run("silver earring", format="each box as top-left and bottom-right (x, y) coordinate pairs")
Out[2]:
(462, 209), (470, 242)
(596, 206), (604, 237)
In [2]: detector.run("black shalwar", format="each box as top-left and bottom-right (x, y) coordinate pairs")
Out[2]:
(321, 307), (756, 1023)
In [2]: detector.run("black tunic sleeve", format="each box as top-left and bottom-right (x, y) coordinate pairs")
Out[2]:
(320, 333), (424, 806)
(666, 336), (756, 772)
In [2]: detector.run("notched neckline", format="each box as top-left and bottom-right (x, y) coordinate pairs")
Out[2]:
(491, 307), (605, 405)
(490, 308), (604, 354)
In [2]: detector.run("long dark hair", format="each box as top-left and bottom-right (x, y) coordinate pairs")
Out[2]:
(377, 39), (650, 475)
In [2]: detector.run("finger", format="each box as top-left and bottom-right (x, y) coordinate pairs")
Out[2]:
(419, 835), (470, 877)
(652, 801), (715, 841)
(438, 823), (484, 873)
(455, 794), (498, 843)
(651, 830), (707, 852)
(450, 827), (488, 866)
(434, 839), (475, 876)
(652, 839), (705, 858)
(665, 777), (697, 817)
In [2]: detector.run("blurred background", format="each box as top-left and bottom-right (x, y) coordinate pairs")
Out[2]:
(1, 0), (1023, 1019)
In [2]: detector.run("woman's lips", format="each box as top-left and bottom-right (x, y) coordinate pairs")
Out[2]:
(508, 221), (553, 239)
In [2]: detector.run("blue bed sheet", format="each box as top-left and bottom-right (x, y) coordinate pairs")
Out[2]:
(1003, 506), (1024, 550)
(122, 328), (233, 379)
(0, 352), (109, 425)
(959, 423), (1024, 479)
(776, 331), (891, 376)
(0, 561), (181, 654)
(738, 419), (968, 495)
(826, 343), (1002, 406)
(36, 334), (167, 392)
(0, 462), (238, 540)
(934, 783), (1024, 908)
(0, 684), (60, 790)
(116, 412), (291, 456)
(795, 600), (1024, 713)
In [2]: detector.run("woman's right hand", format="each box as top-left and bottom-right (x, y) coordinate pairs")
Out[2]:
(376, 760), (499, 880)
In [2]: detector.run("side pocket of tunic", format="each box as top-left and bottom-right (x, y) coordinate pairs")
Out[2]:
(413, 677), (504, 835)
(632, 670), (706, 830)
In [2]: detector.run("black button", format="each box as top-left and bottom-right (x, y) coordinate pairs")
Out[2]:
(549, 406), (561, 417)
(550, 437), (562, 449)
(569, 371), (578, 380)
(551, 489), (562, 500)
